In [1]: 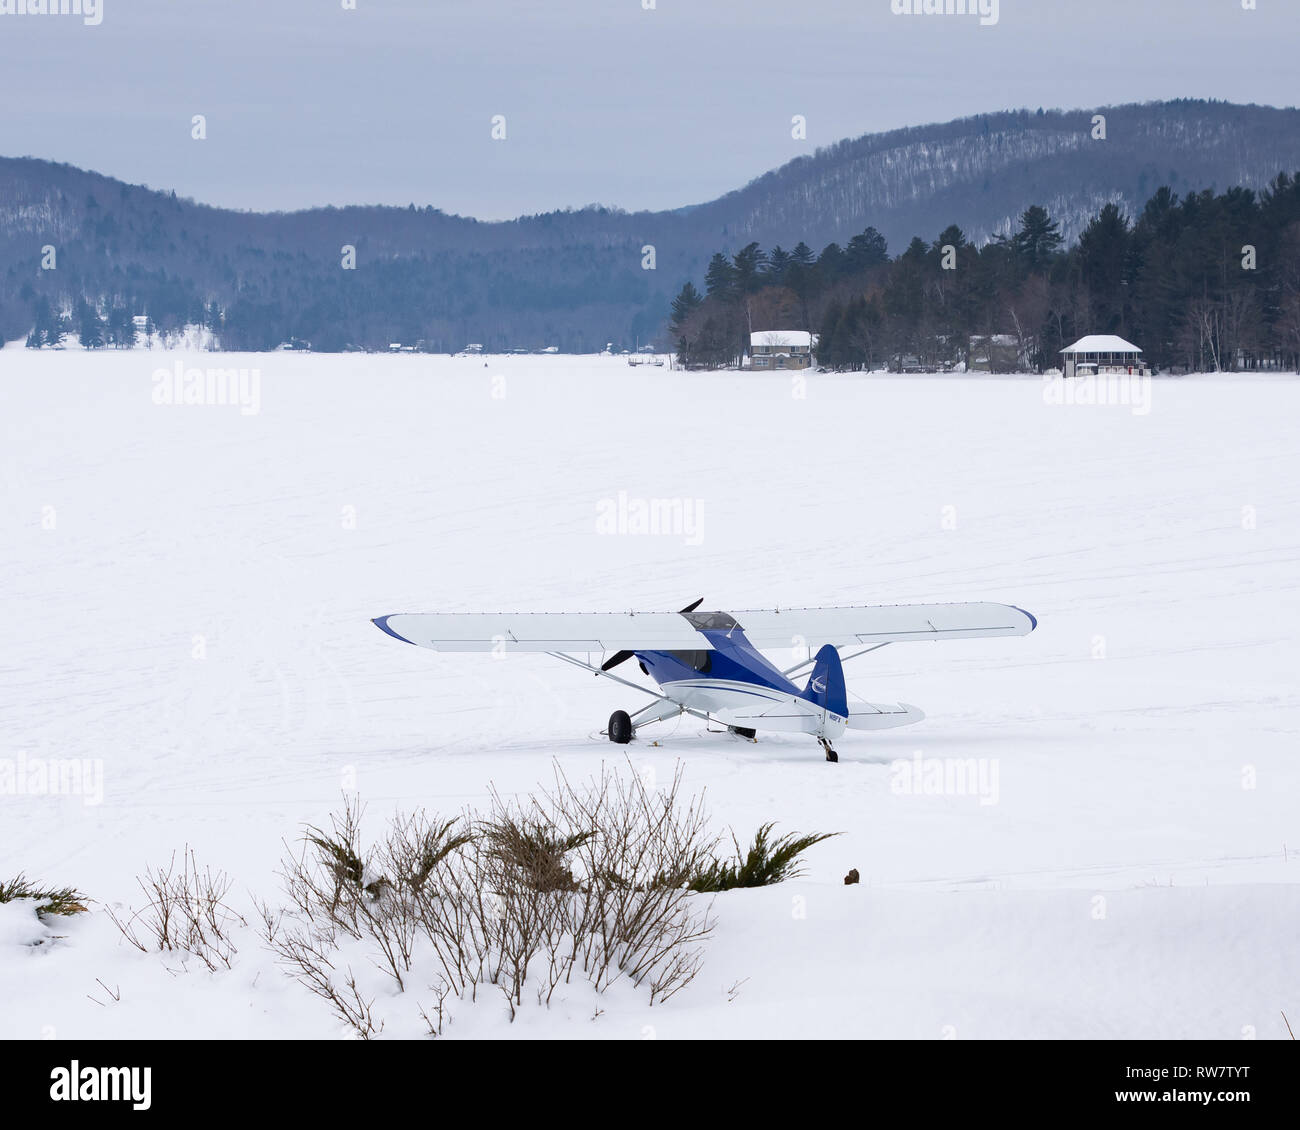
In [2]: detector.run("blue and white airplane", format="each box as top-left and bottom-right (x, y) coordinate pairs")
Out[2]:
(373, 599), (1037, 761)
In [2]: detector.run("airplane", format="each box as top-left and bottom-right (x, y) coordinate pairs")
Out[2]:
(372, 599), (1037, 761)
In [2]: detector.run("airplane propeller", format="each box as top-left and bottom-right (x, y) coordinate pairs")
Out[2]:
(600, 598), (703, 672)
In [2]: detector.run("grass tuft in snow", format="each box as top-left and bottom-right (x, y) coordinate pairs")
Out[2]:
(688, 824), (839, 892)
(479, 819), (594, 893)
(402, 818), (476, 893)
(0, 874), (89, 917)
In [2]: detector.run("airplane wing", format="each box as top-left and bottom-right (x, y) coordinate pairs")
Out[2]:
(373, 611), (713, 654)
(374, 603), (1036, 655)
(723, 603), (1037, 649)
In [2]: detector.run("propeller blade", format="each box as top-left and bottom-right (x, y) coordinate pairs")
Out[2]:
(602, 601), (700, 671)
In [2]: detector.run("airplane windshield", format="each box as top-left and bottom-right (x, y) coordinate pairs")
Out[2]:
(682, 611), (739, 633)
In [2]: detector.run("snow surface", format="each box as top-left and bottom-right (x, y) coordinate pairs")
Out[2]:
(2, 352), (1297, 1039)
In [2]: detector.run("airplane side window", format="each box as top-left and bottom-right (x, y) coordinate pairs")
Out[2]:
(669, 649), (712, 673)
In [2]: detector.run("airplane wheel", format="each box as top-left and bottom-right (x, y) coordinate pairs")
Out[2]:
(825, 748), (839, 763)
(730, 726), (756, 740)
(608, 710), (633, 745)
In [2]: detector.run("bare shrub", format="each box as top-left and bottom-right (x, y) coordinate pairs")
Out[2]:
(107, 847), (246, 971)
(263, 760), (720, 1029)
(528, 763), (717, 1002)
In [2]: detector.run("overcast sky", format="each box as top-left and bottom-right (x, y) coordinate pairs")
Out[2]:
(1, 0), (1296, 219)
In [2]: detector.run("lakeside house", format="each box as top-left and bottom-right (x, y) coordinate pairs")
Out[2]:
(750, 330), (814, 370)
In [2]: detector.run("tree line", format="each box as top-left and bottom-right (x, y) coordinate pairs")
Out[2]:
(669, 174), (1300, 374)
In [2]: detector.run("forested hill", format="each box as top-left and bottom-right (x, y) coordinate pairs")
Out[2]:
(3, 99), (1298, 352)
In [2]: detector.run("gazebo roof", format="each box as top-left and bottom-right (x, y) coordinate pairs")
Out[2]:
(1061, 335), (1143, 355)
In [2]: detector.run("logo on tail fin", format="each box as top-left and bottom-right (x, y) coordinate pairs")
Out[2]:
(803, 645), (848, 719)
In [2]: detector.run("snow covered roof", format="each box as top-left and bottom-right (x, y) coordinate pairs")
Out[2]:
(752, 330), (812, 348)
(1061, 335), (1143, 354)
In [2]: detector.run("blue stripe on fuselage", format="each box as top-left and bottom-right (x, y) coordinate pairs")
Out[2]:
(636, 627), (800, 696)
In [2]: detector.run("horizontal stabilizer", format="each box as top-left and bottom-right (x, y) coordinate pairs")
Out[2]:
(845, 703), (925, 731)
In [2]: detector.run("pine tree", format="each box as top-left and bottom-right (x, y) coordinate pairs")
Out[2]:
(732, 242), (768, 293)
(845, 227), (889, 273)
(669, 281), (704, 333)
(816, 242), (846, 278)
(1013, 205), (1063, 272)
(790, 242), (816, 267)
(766, 246), (792, 288)
(817, 301), (842, 368)
(704, 253), (737, 300)
(78, 300), (106, 349)
(1077, 203), (1131, 334)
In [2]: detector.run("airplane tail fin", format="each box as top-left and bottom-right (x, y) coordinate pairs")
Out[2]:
(802, 644), (848, 718)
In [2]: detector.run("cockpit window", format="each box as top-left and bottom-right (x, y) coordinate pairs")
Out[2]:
(681, 611), (739, 633)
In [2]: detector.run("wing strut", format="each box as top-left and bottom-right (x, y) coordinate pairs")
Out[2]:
(780, 641), (891, 679)
(547, 651), (668, 701)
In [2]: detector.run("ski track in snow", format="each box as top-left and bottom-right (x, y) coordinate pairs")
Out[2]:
(1, 352), (1297, 1038)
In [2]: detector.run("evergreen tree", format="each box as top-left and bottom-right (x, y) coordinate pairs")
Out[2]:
(1077, 203), (1131, 334)
(26, 296), (59, 348)
(77, 300), (105, 349)
(704, 253), (737, 300)
(669, 281), (704, 333)
(845, 227), (889, 273)
(732, 242), (768, 293)
(766, 246), (791, 288)
(790, 242), (816, 267)
(816, 242), (846, 278)
(106, 305), (137, 348)
(816, 301), (842, 367)
(1013, 205), (1063, 272)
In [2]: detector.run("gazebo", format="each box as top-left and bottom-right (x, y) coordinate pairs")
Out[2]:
(1061, 335), (1147, 379)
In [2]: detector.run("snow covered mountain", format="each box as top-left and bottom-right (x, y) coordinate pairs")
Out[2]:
(2, 100), (1298, 350)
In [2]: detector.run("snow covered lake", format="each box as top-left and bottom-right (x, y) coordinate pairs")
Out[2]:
(2, 351), (1297, 1039)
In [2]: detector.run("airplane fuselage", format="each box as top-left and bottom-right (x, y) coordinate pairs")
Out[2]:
(636, 620), (849, 740)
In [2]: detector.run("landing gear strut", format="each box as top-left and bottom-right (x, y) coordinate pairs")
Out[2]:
(819, 738), (839, 763)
